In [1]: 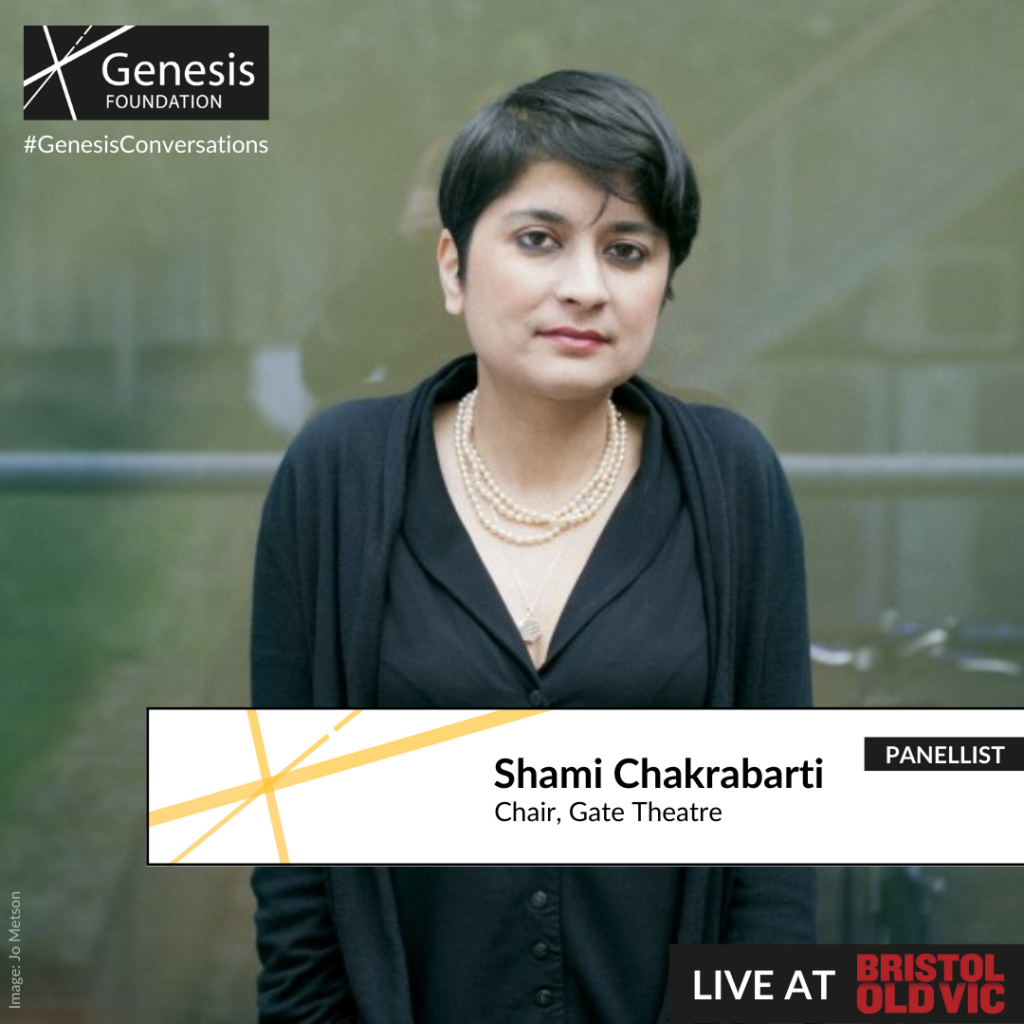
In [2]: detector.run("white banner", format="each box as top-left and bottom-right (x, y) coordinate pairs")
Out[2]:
(147, 708), (1023, 864)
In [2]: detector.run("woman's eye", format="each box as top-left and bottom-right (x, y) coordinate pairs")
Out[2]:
(516, 230), (558, 252)
(606, 242), (648, 265)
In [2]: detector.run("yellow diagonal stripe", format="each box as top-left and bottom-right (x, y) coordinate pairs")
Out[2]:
(168, 731), (332, 863)
(150, 709), (546, 829)
(334, 709), (361, 731)
(150, 779), (263, 825)
(247, 710), (290, 864)
(170, 782), (261, 864)
(150, 718), (353, 827)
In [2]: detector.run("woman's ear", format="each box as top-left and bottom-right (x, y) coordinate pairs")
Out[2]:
(437, 229), (464, 315)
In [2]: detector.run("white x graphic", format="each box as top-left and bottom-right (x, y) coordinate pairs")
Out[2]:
(23, 25), (135, 119)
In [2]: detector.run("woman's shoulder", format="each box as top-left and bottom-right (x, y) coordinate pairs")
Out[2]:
(636, 381), (783, 476)
(684, 400), (771, 447)
(289, 394), (405, 458)
(282, 356), (474, 471)
(260, 394), (413, 516)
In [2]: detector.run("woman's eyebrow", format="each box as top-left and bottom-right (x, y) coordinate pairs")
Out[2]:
(502, 209), (661, 237)
(502, 208), (570, 226)
(606, 220), (661, 237)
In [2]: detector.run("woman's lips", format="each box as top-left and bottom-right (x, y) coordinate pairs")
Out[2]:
(540, 327), (608, 349)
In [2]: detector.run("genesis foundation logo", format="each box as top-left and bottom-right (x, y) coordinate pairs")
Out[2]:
(23, 26), (268, 120)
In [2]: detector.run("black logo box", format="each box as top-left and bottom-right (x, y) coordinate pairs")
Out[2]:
(24, 26), (268, 120)
(669, 944), (1023, 1024)
(864, 737), (1024, 771)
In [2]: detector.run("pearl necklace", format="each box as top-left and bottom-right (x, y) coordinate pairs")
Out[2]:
(454, 389), (628, 546)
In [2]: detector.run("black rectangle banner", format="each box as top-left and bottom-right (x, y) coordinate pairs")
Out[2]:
(864, 738), (1024, 771)
(669, 944), (1024, 1023)
(24, 26), (268, 120)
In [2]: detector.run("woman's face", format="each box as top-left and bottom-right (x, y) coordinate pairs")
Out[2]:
(438, 159), (671, 404)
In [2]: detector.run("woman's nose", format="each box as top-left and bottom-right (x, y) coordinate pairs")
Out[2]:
(554, 247), (610, 308)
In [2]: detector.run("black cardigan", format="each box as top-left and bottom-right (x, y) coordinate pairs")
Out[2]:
(251, 356), (815, 1024)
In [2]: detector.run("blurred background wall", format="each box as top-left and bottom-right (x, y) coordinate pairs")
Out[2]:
(2, 1), (1023, 1021)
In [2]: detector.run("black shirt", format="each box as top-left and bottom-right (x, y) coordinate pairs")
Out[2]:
(380, 382), (708, 1023)
(390, 866), (685, 1024)
(379, 381), (708, 708)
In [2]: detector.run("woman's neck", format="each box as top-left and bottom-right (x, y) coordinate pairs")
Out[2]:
(469, 381), (617, 504)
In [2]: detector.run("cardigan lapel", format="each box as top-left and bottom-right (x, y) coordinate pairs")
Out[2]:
(341, 357), (478, 708)
(633, 378), (735, 707)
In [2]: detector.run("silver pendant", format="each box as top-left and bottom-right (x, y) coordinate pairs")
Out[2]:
(518, 617), (542, 644)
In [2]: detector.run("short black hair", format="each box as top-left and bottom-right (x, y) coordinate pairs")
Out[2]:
(438, 69), (700, 299)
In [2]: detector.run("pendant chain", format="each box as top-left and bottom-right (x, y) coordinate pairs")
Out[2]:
(510, 542), (565, 645)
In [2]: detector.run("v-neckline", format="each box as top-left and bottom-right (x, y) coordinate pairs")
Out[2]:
(401, 382), (681, 679)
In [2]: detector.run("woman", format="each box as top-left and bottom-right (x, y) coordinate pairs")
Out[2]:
(252, 70), (814, 1023)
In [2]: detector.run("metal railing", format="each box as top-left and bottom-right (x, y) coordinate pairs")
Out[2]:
(781, 453), (1024, 496)
(0, 452), (281, 490)
(1, 451), (1023, 493)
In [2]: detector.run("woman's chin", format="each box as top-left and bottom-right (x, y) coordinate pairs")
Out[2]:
(477, 354), (641, 406)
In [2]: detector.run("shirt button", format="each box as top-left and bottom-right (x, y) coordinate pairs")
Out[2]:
(532, 941), (550, 959)
(528, 690), (548, 707)
(530, 890), (549, 909)
(535, 988), (554, 1007)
